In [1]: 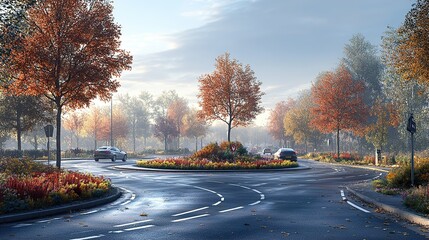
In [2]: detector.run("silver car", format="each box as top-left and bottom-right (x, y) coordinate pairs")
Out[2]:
(94, 146), (127, 162)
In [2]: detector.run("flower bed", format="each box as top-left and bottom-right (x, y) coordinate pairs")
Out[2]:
(136, 158), (298, 170)
(0, 158), (111, 214)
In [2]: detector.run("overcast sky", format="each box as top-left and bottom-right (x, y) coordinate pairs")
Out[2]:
(110, 0), (413, 125)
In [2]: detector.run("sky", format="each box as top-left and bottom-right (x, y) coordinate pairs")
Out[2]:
(110, 0), (414, 125)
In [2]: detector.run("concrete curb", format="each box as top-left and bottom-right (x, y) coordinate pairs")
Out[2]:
(346, 186), (429, 227)
(113, 164), (311, 173)
(0, 187), (122, 224)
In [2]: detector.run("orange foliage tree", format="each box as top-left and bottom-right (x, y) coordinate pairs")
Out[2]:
(4, 0), (132, 168)
(167, 97), (189, 149)
(63, 111), (84, 149)
(198, 52), (264, 142)
(393, 0), (429, 83)
(268, 99), (295, 148)
(82, 106), (108, 150)
(310, 65), (368, 158)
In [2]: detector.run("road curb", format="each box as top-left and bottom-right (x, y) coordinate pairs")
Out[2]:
(0, 187), (122, 224)
(113, 165), (311, 173)
(346, 186), (429, 227)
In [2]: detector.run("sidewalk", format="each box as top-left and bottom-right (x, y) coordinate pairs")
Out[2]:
(347, 181), (429, 227)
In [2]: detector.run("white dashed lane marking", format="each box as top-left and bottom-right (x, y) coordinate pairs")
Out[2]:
(171, 214), (210, 223)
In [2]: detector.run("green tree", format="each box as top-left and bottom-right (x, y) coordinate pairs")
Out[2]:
(0, 94), (51, 151)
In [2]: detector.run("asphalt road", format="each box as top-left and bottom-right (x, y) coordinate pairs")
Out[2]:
(0, 158), (428, 240)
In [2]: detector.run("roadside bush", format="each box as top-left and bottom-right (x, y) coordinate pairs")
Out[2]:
(192, 143), (221, 161)
(403, 185), (429, 214)
(0, 157), (58, 176)
(386, 157), (429, 188)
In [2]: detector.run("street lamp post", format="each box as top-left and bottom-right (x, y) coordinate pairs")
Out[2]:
(110, 97), (113, 146)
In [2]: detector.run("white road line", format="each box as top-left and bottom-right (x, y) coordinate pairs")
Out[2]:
(81, 210), (99, 215)
(260, 194), (265, 200)
(172, 206), (209, 217)
(12, 223), (32, 228)
(70, 234), (105, 240)
(219, 206), (244, 213)
(172, 214), (210, 223)
(37, 217), (61, 223)
(347, 201), (371, 213)
(124, 224), (155, 231)
(340, 190), (370, 213)
(192, 185), (218, 194)
(113, 219), (153, 228)
(249, 201), (261, 206)
(213, 201), (222, 206)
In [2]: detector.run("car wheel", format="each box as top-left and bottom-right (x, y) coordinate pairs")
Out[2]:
(122, 154), (127, 162)
(95, 158), (99, 162)
(112, 155), (116, 162)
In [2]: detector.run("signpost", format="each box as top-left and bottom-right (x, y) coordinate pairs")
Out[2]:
(44, 124), (54, 165)
(407, 114), (416, 186)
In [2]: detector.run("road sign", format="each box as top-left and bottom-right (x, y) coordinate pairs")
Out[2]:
(44, 124), (54, 137)
(407, 114), (416, 134)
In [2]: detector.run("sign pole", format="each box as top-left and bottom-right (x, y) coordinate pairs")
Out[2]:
(44, 124), (54, 166)
(411, 132), (415, 186)
(407, 113), (416, 187)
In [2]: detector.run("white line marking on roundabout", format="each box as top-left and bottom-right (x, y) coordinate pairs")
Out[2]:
(124, 225), (155, 231)
(70, 234), (105, 240)
(219, 206), (244, 213)
(113, 219), (153, 228)
(172, 207), (209, 217)
(172, 214), (210, 223)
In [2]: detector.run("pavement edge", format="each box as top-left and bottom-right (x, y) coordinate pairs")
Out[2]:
(346, 186), (429, 227)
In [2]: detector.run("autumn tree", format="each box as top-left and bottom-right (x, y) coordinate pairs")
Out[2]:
(167, 97), (189, 149)
(268, 99), (294, 147)
(118, 94), (151, 152)
(63, 111), (84, 149)
(3, 0), (132, 168)
(111, 105), (129, 148)
(0, 94), (51, 151)
(154, 90), (179, 117)
(198, 52), (264, 142)
(311, 65), (368, 158)
(183, 109), (208, 152)
(82, 106), (108, 150)
(154, 115), (178, 152)
(381, 28), (429, 152)
(365, 97), (400, 159)
(393, 0), (429, 84)
(284, 91), (324, 153)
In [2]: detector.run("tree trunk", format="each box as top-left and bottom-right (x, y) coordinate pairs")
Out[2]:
(16, 113), (22, 152)
(56, 105), (62, 169)
(336, 128), (340, 160)
(164, 135), (167, 153)
(227, 122), (232, 142)
(195, 136), (198, 152)
(34, 135), (38, 150)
